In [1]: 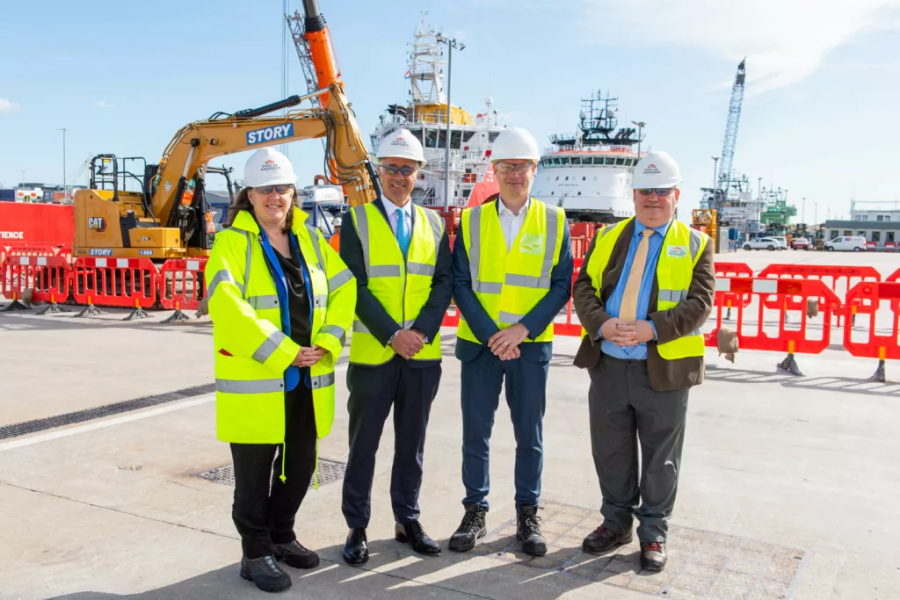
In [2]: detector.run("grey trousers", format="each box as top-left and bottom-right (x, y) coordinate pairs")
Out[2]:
(588, 356), (689, 543)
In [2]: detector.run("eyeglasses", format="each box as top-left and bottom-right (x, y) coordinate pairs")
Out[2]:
(495, 162), (534, 174)
(255, 185), (292, 195)
(636, 188), (676, 197)
(381, 164), (417, 177)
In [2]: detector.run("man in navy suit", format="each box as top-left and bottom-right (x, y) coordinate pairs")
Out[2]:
(339, 129), (453, 564)
(448, 127), (573, 557)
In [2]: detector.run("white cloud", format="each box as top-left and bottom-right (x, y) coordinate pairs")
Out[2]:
(94, 100), (116, 109)
(579, 0), (900, 95)
(0, 98), (21, 114)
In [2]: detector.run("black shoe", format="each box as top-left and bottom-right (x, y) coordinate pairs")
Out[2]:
(640, 542), (668, 571)
(516, 504), (547, 557)
(449, 504), (487, 552)
(274, 540), (319, 569)
(582, 524), (634, 554)
(395, 521), (442, 556)
(342, 528), (369, 565)
(240, 555), (292, 593)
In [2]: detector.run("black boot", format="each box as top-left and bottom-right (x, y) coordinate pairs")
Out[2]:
(240, 555), (292, 593)
(395, 521), (442, 555)
(274, 540), (319, 569)
(449, 504), (487, 552)
(342, 528), (369, 565)
(516, 505), (547, 557)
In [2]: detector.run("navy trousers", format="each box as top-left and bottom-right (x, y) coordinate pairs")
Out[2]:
(460, 350), (549, 512)
(342, 357), (441, 528)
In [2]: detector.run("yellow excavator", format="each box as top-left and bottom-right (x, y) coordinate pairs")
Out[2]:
(74, 0), (378, 260)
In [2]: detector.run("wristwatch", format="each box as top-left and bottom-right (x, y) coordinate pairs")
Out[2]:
(386, 330), (400, 344)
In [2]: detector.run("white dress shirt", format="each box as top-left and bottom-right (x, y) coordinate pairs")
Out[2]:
(381, 196), (413, 237)
(498, 196), (530, 251)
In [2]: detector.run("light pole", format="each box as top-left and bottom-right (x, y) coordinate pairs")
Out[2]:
(710, 156), (719, 190)
(59, 128), (68, 201)
(20, 170), (25, 185)
(632, 121), (646, 159)
(435, 34), (464, 211)
(802, 197), (806, 229)
(814, 202), (818, 228)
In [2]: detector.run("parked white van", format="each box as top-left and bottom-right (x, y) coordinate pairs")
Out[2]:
(824, 236), (867, 252)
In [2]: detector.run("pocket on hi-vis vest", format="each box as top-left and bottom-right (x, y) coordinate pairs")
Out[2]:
(519, 233), (544, 256)
(667, 245), (687, 258)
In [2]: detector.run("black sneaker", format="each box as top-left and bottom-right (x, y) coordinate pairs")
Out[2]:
(240, 555), (292, 593)
(449, 504), (487, 552)
(274, 540), (320, 569)
(516, 505), (547, 557)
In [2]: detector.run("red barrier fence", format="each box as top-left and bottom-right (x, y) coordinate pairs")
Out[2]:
(843, 282), (900, 381)
(159, 259), (207, 311)
(714, 262), (754, 312)
(72, 257), (159, 309)
(31, 255), (73, 305)
(758, 264), (881, 324)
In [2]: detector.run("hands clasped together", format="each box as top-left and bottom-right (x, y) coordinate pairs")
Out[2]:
(390, 329), (427, 360)
(486, 323), (530, 361)
(600, 318), (655, 347)
(292, 345), (327, 368)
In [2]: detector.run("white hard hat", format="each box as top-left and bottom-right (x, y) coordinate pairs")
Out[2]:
(376, 128), (426, 167)
(490, 127), (540, 163)
(632, 151), (682, 189)
(243, 148), (297, 188)
(332, 216), (342, 227)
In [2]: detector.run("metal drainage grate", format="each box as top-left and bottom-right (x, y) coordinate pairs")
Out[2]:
(0, 383), (215, 441)
(477, 500), (808, 600)
(195, 458), (346, 488)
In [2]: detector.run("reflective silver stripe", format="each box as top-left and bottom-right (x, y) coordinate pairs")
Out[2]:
(207, 270), (235, 298)
(216, 378), (284, 394)
(688, 328), (703, 337)
(423, 207), (443, 252)
(407, 262), (435, 276)
(305, 225), (325, 270)
(468, 206), (482, 289)
(352, 320), (371, 334)
(369, 265), (402, 278)
(599, 225), (614, 239)
(313, 294), (327, 308)
(689, 228), (703, 263)
(319, 324), (347, 347)
(328, 268), (353, 289)
(241, 230), (253, 299)
(541, 206), (559, 279)
(473, 281), (503, 294)
(310, 372), (335, 389)
(505, 273), (551, 290)
(658, 289), (687, 303)
(248, 294), (279, 310)
(252, 330), (288, 364)
(353, 206), (373, 276)
(498, 311), (523, 324)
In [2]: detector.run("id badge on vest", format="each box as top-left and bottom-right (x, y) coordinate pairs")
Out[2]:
(519, 232), (544, 256)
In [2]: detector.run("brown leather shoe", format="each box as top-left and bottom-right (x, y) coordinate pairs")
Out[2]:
(640, 542), (667, 571)
(582, 524), (633, 554)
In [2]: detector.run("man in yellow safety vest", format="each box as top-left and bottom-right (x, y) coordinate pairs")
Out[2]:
(339, 128), (453, 564)
(572, 151), (715, 572)
(448, 127), (573, 558)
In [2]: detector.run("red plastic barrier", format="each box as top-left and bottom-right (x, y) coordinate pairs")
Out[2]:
(571, 236), (589, 260)
(886, 267), (900, 283)
(843, 282), (900, 362)
(1, 255), (41, 300)
(758, 264), (881, 324)
(7, 245), (58, 258)
(56, 246), (73, 265)
(885, 241), (897, 252)
(72, 257), (159, 309)
(159, 259), (207, 311)
(713, 262), (754, 311)
(866, 241), (877, 250)
(31, 255), (73, 304)
(707, 277), (842, 355)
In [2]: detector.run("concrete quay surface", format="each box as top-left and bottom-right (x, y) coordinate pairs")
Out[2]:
(1, 249), (899, 599)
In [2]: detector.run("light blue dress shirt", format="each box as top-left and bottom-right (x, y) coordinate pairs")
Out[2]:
(599, 219), (671, 360)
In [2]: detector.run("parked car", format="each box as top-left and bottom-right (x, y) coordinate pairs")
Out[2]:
(791, 237), (811, 250)
(823, 236), (867, 252)
(744, 237), (781, 251)
(770, 236), (788, 250)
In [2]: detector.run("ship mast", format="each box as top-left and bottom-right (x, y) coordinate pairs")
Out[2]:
(408, 14), (446, 106)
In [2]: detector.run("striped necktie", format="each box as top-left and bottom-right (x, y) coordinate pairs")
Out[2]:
(618, 229), (654, 322)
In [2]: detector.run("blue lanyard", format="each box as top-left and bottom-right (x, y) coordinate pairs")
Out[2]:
(258, 228), (310, 392)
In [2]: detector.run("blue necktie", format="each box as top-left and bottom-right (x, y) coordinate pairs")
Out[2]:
(396, 210), (410, 256)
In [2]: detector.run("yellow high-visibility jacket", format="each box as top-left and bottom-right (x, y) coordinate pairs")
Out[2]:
(205, 209), (356, 446)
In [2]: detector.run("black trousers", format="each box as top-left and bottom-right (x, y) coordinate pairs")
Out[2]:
(342, 357), (441, 528)
(588, 356), (689, 543)
(231, 384), (318, 559)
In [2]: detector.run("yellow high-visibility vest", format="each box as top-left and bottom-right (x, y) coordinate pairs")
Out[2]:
(348, 201), (444, 365)
(457, 198), (565, 344)
(205, 209), (356, 444)
(584, 217), (708, 359)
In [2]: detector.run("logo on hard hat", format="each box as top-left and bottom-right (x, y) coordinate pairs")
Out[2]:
(643, 163), (661, 175)
(390, 137), (409, 146)
(261, 159), (281, 173)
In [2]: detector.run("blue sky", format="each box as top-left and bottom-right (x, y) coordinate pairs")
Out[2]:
(3, 0), (900, 223)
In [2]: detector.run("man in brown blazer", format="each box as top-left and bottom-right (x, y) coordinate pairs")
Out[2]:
(572, 151), (715, 572)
